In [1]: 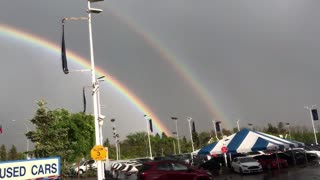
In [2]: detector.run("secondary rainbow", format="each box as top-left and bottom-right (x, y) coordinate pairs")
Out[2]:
(103, 4), (231, 127)
(0, 24), (171, 135)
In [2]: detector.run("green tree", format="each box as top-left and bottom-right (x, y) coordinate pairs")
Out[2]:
(8, 145), (18, 160)
(0, 144), (7, 161)
(26, 100), (95, 174)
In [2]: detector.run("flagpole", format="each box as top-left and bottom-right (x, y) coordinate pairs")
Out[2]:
(212, 120), (219, 141)
(144, 115), (153, 159)
(305, 105), (318, 145)
(187, 117), (195, 152)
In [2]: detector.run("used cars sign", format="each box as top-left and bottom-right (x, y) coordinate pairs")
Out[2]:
(0, 157), (60, 179)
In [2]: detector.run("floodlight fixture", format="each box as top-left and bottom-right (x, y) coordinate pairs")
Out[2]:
(89, 0), (104, 2)
(88, 8), (103, 14)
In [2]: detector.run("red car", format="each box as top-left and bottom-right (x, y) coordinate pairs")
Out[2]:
(254, 155), (288, 169)
(137, 160), (213, 180)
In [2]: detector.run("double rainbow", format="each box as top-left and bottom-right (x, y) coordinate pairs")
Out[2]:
(0, 24), (171, 135)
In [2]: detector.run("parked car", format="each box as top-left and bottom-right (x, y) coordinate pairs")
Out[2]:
(137, 160), (213, 180)
(74, 160), (97, 174)
(276, 152), (305, 165)
(254, 155), (288, 169)
(284, 149), (317, 163)
(231, 157), (263, 174)
(198, 157), (221, 175)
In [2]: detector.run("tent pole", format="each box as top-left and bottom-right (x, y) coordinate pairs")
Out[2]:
(223, 153), (228, 167)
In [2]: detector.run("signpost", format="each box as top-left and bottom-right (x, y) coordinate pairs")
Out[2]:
(221, 146), (228, 167)
(0, 157), (60, 180)
(91, 145), (107, 161)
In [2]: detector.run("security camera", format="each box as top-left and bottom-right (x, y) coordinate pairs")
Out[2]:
(92, 84), (100, 94)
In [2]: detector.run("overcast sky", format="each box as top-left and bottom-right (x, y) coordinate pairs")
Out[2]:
(1, 0), (320, 151)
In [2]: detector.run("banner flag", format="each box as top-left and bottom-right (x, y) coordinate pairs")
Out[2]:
(61, 23), (69, 74)
(312, 109), (319, 121)
(192, 121), (196, 133)
(0, 125), (2, 134)
(83, 87), (86, 113)
(149, 119), (153, 133)
(215, 121), (221, 132)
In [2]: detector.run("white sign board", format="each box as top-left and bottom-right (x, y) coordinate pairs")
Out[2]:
(0, 157), (60, 179)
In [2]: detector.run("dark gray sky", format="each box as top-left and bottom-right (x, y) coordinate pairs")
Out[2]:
(1, 0), (320, 151)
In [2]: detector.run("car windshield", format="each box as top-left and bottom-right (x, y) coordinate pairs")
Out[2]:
(239, 158), (256, 163)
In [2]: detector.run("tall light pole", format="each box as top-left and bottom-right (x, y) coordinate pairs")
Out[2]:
(187, 117), (195, 152)
(87, 1), (104, 179)
(111, 118), (119, 160)
(212, 120), (219, 141)
(144, 115), (153, 159)
(171, 117), (181, 154)
(305, 105), (318, 145)
(62, 1), (104, 178)
(12, 120), (29, 159)
(236, 119), (240, 132)
(285, 123), (291, 140)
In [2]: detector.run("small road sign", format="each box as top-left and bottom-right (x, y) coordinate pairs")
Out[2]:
(91, 145), (106, 161)
(221, 146), (228, 153)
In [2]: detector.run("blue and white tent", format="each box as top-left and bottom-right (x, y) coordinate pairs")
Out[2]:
(198, 128), (304, 155)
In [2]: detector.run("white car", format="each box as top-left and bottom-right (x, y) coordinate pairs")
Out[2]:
(231, 157), (263, 174)
(74, 160), (97, 174)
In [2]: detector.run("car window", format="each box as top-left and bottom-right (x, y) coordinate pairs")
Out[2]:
(156, 163), (171, 171)
(88, 160), (95, 165)
(172, 163), (188, 171)
(139, 164), (153, 173)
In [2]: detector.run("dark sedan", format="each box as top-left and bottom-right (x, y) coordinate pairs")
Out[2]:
(137, 160), (213, 180)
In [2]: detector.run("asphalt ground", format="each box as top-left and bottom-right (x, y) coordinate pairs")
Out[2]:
(69, 160), (320, 180)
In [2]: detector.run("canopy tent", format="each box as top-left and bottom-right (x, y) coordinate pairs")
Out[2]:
(198, 128), (304, 155)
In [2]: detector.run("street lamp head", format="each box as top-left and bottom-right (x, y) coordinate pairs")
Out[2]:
(187, 117), (192, 121)
(110, 118), (115, 122)
(171, 117), (178, 120)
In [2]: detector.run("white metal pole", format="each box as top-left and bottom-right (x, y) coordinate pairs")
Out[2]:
(306, 106), (318, 145)
(236, 119), (240, 132)
(212, 120), (219, 140)
(23, 123), (30, 159)
(187, 117), (195, 152)
(175, 119), (181, 154)
(97, 84), (103, 146)
(173, 140), (176, 155)
(87, 1), (103, 179)
(145, 116), (153, 159)
(118, 143), (121, 160)
(112, 122), (119, 161)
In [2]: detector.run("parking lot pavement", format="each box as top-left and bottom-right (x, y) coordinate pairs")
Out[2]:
(69, 161), (320, 180)
(215, 162), (320, 180)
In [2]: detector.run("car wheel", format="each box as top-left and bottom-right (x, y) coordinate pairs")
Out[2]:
(78, 169), (84, 175)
